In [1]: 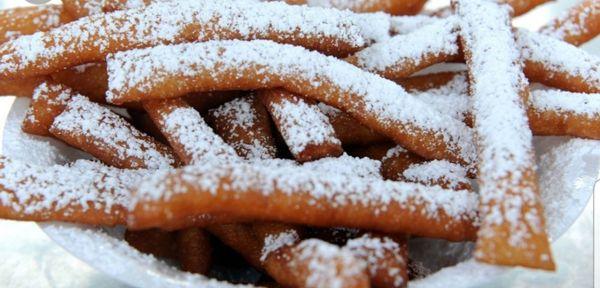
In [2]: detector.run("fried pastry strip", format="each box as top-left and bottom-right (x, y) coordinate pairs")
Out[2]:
(0, 157), (142, 226)
(0, 76), (48, 97)
(129, 160), (479, 241)
(285, 0), (427, 15)
(208, 96), (278, 160)
(454, 0), (554, 270)
(539, 0), (600, 46)
(142, 98), (239, 164)
(259, 89), (343, 162)
(48, 95), (178, 169)
(318, 104), (389, 147)
(107, 40), (476, 166)
(528, 89), (600, 139)
(0, 5), (70, 44)
(517, 29), (600, 93)
(255, 224), (370, 288)
(0, 0), (391, 79)
(344, 233), (409, 288)
(22, 81), (77, 136)
(346, 17), (461, 82)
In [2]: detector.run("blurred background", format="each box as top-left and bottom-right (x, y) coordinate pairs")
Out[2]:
(0, 0), (597, 287)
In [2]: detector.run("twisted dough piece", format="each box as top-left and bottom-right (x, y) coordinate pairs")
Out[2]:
(107, 40), (476, 166)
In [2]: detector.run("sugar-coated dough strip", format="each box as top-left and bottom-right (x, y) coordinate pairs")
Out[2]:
(0, 5), (70, 44)
(344, 233), (409, 288)
(396, 72), (460, 92)
(285, 0), (427, 15)
(143, 98), (240, 165)
(208, 96), (278, 160)
(107, 40), (476, 165)
(0, 157), (144, 226)
(518, 29), (600, 93)
(318, 103), (388, 147)
(528, 89), (600, 139)
(49, 96), (178, 169)
(539, 0), (600, 46)
(130, 160), (479, 241)
(259, 89), (343, 162)
(0, 76), (48, 97)
(257, 227), (370, 288)
(0, 0), (391, 79)
(62, 0), (154, 18)
(346, 17), (461, 82)
(22, 81), (77, 136)
(50, 62), (109, 103)
(454, 0), (554, 270)
(402, 160), (472, 191)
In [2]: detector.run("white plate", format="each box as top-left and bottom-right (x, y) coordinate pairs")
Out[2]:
(4, 94), (599, 287)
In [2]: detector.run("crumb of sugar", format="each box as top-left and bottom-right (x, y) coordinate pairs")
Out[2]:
(260, 230), (299, 261)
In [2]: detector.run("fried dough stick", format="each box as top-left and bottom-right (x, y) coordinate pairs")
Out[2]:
(0, 5), (71, 43)
(453, 0), (554, 270)
(345, 17), (462, 83)
(0, 157), (142, 226)
(259, 89), (343, 162)
(40, 93), (178, 169)
(517, 29), (600, 93)
(539, 0), (600, 46)
(106, 40), (476, 166)
(129, 160), (479, 241)
(0, 0), (391, 79)
(207, 95), (278, 160)
(318, 104), (389, 147)
(285, 0), (427, 15)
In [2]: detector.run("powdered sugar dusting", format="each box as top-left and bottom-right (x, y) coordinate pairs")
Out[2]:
(50, 96), (176, 169)
(107, 40), (476, 164)
(412, 73), (470, 122)
(0, 157), (145, 216)
(266, 93), (340, 156)
(260, 230), (299, 261)
(0, 0), (391, 77)
(291, 239), (366, 288)
(345, 234), (406, 287)
(209, 97), (277, 160)
(456, 0), (544, 248)
(160, 106), (239, 164)
(530, 88), (600, 116)
(389, 15), (438, 34)
(351, 17), (459, 74)
(402, 160), (470, 190)
(134, 158), (480, 224)
(517, 29), (600, 90)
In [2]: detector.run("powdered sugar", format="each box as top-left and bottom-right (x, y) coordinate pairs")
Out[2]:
(291, 239), (366, 288)
(456, 0), (545, 250)
(351, 17), (459, 75)
(107, 40), (476, 164)
(0, 0), (391, 77)
(403, 160), (470, 191)
(345, 234), (406, 287)
(517, 29), (600, 90)
(0, 157), (144, 215)
(160, 106), (239, 164)
(260, 230), (299, 261)
(50, 96), (176, 169)
(265, 92), (340, 156)
(389, 15), (438, 34)
(529, 88), (600, 116)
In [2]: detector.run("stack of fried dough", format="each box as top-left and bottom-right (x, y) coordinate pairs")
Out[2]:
(0, 0), (598, 286)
